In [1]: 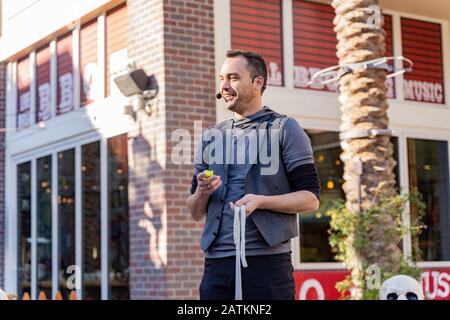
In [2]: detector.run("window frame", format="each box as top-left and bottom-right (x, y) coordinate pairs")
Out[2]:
(292, 124), (450, 271)
(6, 131), (130, 299)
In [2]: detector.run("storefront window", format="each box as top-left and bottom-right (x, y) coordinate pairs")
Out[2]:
(58, 149), (75, 298)
(300, 130), (400, 263)
(36, 155), (52, 297)
(408, 138), (450, 261)
(17, 162), (31, 297)
(108, 134), (129, 299)
(82, 141), (101, 299)
(300, 131), (343, 262)
(16, 137), (130, 299)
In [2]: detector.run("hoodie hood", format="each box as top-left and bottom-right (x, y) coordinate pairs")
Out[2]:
(232, 106), (275, 129)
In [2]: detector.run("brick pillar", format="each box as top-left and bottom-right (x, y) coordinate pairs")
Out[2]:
(127, 0), (215, 299)
(0, 64), (5, 288)
(163, 0), (216, 299)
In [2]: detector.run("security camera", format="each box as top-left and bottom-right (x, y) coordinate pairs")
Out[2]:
(114, 69), (149, 97)
(114, 69), (159, 118)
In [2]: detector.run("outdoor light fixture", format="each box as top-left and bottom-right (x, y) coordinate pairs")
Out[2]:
(114, 67), (159, 119)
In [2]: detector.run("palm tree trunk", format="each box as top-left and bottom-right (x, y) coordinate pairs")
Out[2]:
(332, 0), (402, 298)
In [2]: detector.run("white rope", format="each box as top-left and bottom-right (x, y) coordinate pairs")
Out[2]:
(234, 205), (248, 300)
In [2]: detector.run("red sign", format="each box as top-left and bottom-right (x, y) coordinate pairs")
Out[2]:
(57, 32), (74, 115)
(384, 14), (395, 99)
(294, 268), (450, 300)
(17, 57), (31, 129)
(292, 0), (394, 97)
(106, 3), (128, 97)
(294, 270), (347, 300)
(36, 45), (51, 122)
(401, 18), (444, 104)
(230, 0), (283, 86)
(80, 19), (98, 106)
(292, 0), (338, 91)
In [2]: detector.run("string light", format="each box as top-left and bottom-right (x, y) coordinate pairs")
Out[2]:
(326, 179), (335, 190)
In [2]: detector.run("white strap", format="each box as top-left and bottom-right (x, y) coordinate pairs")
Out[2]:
(233, 205), (248, 300)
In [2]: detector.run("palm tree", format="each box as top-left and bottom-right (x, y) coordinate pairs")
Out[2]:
(332, 0), (401, 298)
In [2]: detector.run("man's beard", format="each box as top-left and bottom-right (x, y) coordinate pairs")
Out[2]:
(226, 93), (253, 114)
(226, 99), (244, 113)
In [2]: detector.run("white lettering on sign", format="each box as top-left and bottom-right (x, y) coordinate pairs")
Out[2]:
(17, 111), (30, 129)
(294, 65), (309, 88)
(59, 72), (73, 113)
(19, 91), (31, 112)
(299, 279), (325, 300)
(386, 77), (395, 99)
(422, 271), (450, 300)
(294, 65), (338, 92)
(267, 62), (282, 86)
(82, 62), (98, 102)
(18, 91), (31, 129)
(404, 79), (444, 103)
(38, 82), (51, 121)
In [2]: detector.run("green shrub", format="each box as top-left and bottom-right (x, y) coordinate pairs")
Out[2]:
(326, 188), (426, 300)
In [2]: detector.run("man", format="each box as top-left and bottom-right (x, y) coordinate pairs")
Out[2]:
(186, 50), (320, 300)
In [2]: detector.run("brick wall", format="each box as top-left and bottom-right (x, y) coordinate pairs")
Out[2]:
(127, 0), (167, 299)
(127, 0), (215, 299)
(163, 0), (216, 299)
(0, 64), (5, 288)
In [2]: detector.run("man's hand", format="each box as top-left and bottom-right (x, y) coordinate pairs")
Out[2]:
(187, 170), (222, 221)
(196, 170), (222, 196)
(230, 194), (266, 216)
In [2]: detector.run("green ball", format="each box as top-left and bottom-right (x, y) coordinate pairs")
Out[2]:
(205, 170), (214, 178)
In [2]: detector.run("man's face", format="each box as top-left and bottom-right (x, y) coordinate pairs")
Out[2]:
(219, 56), (258, 114)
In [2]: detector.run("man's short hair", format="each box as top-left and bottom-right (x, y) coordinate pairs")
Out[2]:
(226, 49), (268, 94)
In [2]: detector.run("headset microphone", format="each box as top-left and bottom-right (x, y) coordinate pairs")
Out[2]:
(216, 92), (222, 99)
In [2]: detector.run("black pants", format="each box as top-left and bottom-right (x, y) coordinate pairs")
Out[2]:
(199, 252), (296, 300)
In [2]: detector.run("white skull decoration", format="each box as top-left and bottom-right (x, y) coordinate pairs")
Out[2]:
(379, 275), (424, 300)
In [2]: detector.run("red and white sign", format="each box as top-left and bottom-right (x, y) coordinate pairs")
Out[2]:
(292, 0), (338, 92)
(12, 3), (129, 130)
(106, 3), (128, 97)
(230, 0), (283, 86)
(294, 270), (347, 300)
(292, 0), (395, 97)
(57, 33), (74, 115)
(294, 268), (450, 300)
(17, 57), (31, 129)
(36, 45), (51, 122)
(80, 19), (98, 106)
(384, 14), (395, 99)
(401, 18), (445, 104)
